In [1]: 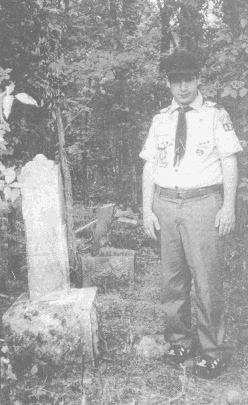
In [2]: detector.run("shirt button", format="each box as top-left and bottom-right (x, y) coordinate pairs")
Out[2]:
(175, 169), (178, 172)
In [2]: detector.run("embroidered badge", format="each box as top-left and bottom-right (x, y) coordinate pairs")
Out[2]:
(218, 111), (234, 131)
(219, 112), (230, 123)
(156, 137), (172, 164)
(196, 149), (204, 156)
(223, 122), (233, 131)
(159, 150), (167, 161)
(156, 138), (171, 149)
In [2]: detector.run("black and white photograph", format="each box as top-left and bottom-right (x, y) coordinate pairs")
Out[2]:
(0, 0), (248, 404)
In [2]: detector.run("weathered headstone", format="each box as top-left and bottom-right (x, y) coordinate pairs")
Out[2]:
(3, 154), (99, 393)
(81, 247), (135, 289)
(20, 154), (70, 301)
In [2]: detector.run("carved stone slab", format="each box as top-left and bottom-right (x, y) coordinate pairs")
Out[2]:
(20, 154), (70, 301)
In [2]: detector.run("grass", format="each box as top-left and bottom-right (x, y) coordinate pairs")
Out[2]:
(1, 209), (248, 404)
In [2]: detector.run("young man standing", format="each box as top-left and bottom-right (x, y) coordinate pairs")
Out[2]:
(140, 50), (242, 379)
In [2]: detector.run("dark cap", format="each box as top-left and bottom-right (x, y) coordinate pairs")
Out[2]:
(166, 50), (201, 77)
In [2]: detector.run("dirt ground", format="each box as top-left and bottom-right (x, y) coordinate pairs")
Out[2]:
(1, 215), (248, 404)
(86, 237), (248, 405)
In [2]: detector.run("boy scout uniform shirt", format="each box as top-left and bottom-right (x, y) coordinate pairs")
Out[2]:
(139, 93), (243, 189)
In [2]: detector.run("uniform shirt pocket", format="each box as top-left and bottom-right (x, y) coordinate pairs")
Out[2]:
(193, 139), (216, 160)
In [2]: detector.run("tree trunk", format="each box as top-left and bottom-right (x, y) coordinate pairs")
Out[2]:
(0, 202), (9, 293)
(82, 110), (89, 205)
(55, 105), (77, 272)
(157, 0), (174, 73)
(64, 0), (70, 12)
(81, 149), (88, 205)
(131, 163), (138, 206)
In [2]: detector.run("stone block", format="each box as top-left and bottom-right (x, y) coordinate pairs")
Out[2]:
(2, 288), (98, 372)
(80, 250), (135, 289)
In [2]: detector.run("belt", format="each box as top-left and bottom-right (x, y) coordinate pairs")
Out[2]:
(155, 184), (223, 199)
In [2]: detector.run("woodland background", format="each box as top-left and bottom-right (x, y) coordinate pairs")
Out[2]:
(0, 0), (248, 209)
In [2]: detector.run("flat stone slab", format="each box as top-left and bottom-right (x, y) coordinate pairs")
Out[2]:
(81, 250), (135, 289)
(2, 288), (98, 371)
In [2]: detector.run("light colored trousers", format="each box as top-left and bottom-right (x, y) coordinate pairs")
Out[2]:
(153, 189), (226, 357)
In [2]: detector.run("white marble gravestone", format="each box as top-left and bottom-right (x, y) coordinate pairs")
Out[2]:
(20, 154), (70, 301)
(3, 155), (99, 386)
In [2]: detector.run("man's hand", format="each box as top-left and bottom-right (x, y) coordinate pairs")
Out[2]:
(215, 205), (235, 237)
(143, 211), (160, 240)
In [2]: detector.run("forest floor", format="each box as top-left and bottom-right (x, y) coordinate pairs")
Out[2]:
(1, 204), (248, 405)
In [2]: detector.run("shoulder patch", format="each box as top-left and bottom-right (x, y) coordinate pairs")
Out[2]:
(217, 109), (234, 131)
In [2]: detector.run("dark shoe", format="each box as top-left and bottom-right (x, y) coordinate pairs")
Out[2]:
(164, 344), (196, 365)
(192, 354), (228, 379)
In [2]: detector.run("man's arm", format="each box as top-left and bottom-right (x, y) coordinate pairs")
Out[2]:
(142, 161), (160, 240)
(215, 154), (238, 237)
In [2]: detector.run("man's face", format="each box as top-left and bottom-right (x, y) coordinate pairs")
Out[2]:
(168, 74), (199, 106)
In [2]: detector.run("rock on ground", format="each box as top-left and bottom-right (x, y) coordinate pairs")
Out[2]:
(3, 287), (98, 374)
(135, 335), (169, 359)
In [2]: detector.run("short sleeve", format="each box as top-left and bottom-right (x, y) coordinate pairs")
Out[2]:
(214, 109), (243, 159)
(139, 117), (158, 163)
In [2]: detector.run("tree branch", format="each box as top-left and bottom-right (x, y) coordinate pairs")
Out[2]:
(156, 0), (162, 12)
(168, 364), (187, 403)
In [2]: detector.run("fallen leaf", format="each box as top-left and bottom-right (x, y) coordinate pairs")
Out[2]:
(15, 93), (38, 107)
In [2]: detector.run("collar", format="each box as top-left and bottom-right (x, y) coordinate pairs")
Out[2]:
(170, 92), (203, 114)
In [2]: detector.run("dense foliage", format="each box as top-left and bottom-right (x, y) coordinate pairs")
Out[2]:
(0, 0), (247, 206)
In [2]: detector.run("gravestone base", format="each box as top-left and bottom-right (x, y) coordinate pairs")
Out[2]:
(81, 247), (135, 289)
(2, 287), (98, 375)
